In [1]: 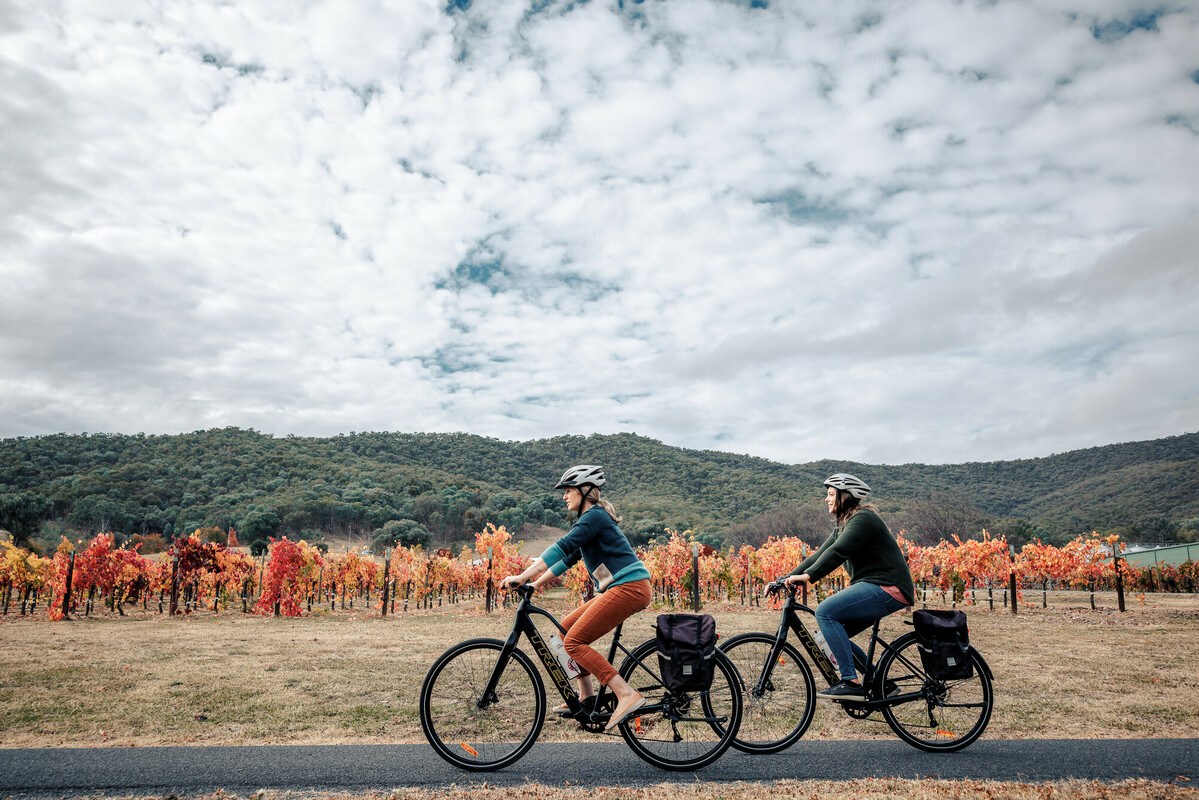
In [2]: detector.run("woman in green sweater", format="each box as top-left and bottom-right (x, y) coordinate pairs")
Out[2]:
(785, 474), (915, 699)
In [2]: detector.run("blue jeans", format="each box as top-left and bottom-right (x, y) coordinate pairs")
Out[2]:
(815, 581), (908, 682)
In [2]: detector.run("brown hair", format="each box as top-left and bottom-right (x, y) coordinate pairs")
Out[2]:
(832, 490), (879, 526)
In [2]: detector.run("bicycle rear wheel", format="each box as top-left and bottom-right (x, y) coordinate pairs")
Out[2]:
(876, 631), (993, 752)
(615, 639), (742, 771)
(419, 638), (546, 770)
(719, 632), (816, 753)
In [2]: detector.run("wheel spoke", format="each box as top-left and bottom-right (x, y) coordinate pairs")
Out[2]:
(420, 639), (545, 771)
(879, 633), (992, 752)
(718, 634), (816, 754)
(616, 640), (742, 770)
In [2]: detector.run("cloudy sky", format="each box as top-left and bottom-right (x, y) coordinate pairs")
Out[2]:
(2, 0), (1198, 466)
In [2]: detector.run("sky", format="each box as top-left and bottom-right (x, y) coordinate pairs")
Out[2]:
(2, 0), (1198, 467)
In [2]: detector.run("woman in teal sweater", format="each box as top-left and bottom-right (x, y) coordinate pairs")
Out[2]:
(502, 465), (652, 732)
(785, 474), (915, 700)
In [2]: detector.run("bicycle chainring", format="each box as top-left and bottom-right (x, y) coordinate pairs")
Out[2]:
(841, 701), (872, 719)
(579, 694), (616, 733)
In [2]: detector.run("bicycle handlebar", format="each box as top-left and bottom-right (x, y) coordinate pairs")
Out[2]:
(765, 577), (809, 602)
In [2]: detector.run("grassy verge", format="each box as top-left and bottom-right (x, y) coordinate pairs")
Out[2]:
(1, 590), (1196, 748)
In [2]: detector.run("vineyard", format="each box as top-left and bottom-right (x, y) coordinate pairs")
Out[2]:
(2, 523), (1197, 621)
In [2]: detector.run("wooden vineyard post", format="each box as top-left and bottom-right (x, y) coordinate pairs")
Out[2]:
(1008, 545), (1018, 615)
(61, 550), (76, 619)
(485, 546), (494, 614)
(1115, 554), (1126, 613)
(169, 556), (180, 616)
(691, 541), (701, 612)
(381, 555), (391, 617)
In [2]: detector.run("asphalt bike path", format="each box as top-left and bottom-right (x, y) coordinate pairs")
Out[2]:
(2, 739), (1197, 797)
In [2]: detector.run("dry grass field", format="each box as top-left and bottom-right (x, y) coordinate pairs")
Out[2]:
(2, 590), (1196, 799)
(3, 590), (1196, 747)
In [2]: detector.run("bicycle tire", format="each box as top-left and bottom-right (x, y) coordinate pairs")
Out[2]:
(719, 632), (816, 754)
(876, 630), (993, 752)
(419, 637), (546, 771)
(615, 638), (742, 771)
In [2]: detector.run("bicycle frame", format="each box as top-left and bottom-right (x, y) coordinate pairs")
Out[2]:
(480, 587), (655, 722)
(755, 585), (927, 713)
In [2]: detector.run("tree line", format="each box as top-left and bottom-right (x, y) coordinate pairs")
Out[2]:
(1, 427), (1197, 554)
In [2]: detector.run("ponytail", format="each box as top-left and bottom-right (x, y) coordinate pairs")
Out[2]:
(597, 496), (622, 524)
(581, 486), (622, 523)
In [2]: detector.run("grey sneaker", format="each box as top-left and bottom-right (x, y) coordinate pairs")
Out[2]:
(818, 680), (865, 701)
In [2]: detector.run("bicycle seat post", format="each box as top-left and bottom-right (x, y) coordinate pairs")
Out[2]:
(864, 619), (881, 678)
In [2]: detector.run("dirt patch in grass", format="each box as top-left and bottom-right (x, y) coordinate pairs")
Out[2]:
(1, 591), (1196, 748)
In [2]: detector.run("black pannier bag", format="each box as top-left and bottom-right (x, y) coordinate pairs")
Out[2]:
(655, 613), (717, 694)
(912, 609), (974, 681)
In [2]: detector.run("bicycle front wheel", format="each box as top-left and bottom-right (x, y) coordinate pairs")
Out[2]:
(419, 637), (546, 771)
(877, 631), (993, 752)
(719, 632), (816, 754)
(615, 639), (742, 771)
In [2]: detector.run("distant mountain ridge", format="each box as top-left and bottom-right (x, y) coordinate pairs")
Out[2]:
(335, 430), (1199, 535)
(1, 428), (1196, 548)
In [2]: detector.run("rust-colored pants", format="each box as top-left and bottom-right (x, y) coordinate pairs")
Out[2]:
(561, 578), (652, 686)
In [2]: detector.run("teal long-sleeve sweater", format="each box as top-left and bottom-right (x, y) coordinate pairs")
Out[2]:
(540, 507), (651, 593)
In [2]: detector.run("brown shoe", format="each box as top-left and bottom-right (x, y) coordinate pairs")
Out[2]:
(603, 693), (646, 732)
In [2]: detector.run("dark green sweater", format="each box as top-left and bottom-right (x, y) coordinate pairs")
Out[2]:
(790, 509), (915, 604)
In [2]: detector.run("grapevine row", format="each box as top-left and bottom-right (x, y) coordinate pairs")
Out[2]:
(2, 527), (1196, 619)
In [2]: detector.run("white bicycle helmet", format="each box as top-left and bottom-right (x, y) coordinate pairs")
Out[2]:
(824, 473), (871, 499)
(554, 464), (606, 489)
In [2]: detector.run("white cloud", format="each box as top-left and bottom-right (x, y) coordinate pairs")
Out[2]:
(1, 0), (1198, 465)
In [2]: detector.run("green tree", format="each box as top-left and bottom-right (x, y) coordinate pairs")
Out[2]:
(239, 510), (281, 543)
(627, 520), (670, 547)
(1136, 515), (1178, 542)
(0, 492), (54, 546)
(371, 518), (431, 553)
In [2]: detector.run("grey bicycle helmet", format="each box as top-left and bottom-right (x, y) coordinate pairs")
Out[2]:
(555, 464), (606, 489)
(824, 473), (871, 499)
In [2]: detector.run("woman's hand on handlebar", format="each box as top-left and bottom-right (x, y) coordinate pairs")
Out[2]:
(784, 573), (810, 588)
(500, 574), (525, 589)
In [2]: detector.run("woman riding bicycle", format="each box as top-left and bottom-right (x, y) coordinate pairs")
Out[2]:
(785, 474), (915, 700)
(501, 465), (653, 732)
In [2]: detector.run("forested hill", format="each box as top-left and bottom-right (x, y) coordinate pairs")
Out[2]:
(1, 428), (1197, 552)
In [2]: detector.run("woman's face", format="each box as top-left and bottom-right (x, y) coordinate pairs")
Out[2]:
(563, 487), (582, 513)
(825, 486), (837, 514)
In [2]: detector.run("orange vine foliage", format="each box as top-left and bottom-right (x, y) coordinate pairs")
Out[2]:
(4, 522), (1191, 621)
(254, 537), (324, 617)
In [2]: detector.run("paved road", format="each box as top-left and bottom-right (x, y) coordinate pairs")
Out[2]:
(2, 739), (1196, 798)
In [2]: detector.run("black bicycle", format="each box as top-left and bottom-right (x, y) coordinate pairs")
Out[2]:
(719, 579), (993, 753)
(419, 583), (743, 771)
